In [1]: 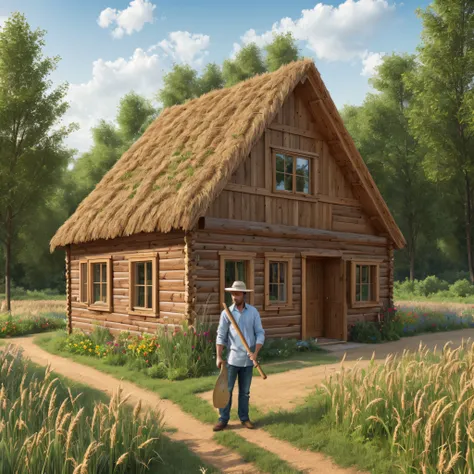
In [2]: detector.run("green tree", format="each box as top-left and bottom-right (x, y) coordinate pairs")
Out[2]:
(342, 53), (437, 281)
(198, 63), (224, 95)
(157, 64), (200, 108)
(68, 92), (157, 209)
(0, 13), (75, 310)
(116, 91), (157, 142)
(222, 43), (267, 87)
(407, 0), (474, 281)
(264, 32), (300, 71)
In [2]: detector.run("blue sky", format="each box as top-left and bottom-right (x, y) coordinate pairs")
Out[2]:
(0, 0), (432, 155)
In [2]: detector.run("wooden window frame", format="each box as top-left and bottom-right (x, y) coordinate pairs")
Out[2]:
(264, 252), (294, 310)
(86, 256), (113, 312)
(350, 261), (380, 308)
(78, 259), (88, 306)
(126, 252), (159, 317)
(219, 251), (255, 307)
(272, 148), (314, 197)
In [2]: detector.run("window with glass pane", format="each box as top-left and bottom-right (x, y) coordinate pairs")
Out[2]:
(80, 263), (88, 303)
(133, 261), (153, 308)
(224, 260), (247, 307)
(275, 152), (310, 195)
(355, 264), (372, 302)
(92, 262), (107, 304)
(269, 261), (287, 303)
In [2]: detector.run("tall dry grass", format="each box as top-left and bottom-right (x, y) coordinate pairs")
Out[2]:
(0, 344), (164, 473)
(5, 300), (66, 318)
(320, 340), (474, 473)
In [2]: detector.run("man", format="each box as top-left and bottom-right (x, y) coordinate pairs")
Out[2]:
(213, 280), (265, 432)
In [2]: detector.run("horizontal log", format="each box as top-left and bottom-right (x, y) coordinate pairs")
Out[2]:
(195, 234), (388, 255)
(199, 217), (387, 245)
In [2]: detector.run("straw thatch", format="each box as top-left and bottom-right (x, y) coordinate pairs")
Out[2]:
(50, 59), (404, 251)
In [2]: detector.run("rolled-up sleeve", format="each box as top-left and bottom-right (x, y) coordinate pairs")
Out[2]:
(253, 310), (265, 345)
(216, 310), (230, 346)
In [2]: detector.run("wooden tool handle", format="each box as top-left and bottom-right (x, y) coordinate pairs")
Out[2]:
(222, 302), (267, 380)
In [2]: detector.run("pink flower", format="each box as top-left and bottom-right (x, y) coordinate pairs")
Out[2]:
(184, 332), (187, 336)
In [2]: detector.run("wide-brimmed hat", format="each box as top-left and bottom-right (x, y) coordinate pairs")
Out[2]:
(224, 281), (254, 293)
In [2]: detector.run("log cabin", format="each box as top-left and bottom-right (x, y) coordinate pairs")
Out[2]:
(50, 58), (405, 342)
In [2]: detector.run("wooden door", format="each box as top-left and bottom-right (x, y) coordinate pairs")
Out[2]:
(324, 258), (346, 340)
(305, 259), (324, 338)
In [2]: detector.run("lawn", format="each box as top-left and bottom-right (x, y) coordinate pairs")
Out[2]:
(0, 343), (218, 474)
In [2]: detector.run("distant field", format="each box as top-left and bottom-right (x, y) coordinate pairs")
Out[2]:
(395, 299), (474, 315)
(4, 300), (66, 317)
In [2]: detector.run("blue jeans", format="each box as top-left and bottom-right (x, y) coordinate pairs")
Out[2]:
(218, 364), (253, 423)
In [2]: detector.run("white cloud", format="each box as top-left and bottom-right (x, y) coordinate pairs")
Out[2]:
(98, 0), (156, 39)
(155, 31), (210, 66)
(64, 48), (164, 153)
(0, 16), (8, 28)
(361, 51), (385, 76)
(64, 30), (211, 154)
(233, 0), (395, 72)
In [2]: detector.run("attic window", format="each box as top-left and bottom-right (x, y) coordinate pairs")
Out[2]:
(273, 151), (310, 195)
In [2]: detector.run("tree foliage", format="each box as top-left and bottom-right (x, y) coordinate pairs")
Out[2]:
(264, 32), (301, 71)
(406, 0), (474, 280)
(0, 12), (75, 308)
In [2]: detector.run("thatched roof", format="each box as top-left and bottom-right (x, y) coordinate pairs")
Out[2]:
(50, 59), (405, 251)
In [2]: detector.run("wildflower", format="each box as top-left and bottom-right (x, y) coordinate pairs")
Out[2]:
(184, 332), (187, 336)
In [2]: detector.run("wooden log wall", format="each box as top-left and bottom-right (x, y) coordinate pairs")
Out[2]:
(205, 85), (377, 236)
(194, 227), (390, 339)
(69, 231), (186, 336)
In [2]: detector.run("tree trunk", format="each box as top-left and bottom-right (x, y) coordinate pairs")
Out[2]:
(465, 174), (474, 283)
(409, 245), (415, 281)
(4, 208), (12, 313)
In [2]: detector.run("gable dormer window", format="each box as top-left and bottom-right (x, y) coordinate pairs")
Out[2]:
(273, 150), (311, 195)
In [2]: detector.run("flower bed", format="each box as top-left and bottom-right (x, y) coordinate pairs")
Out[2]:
(57, 320), (324, 381)
(0, 313), (66, 338)
(59, 322), (218, 381)
(349, 306), (474, 344)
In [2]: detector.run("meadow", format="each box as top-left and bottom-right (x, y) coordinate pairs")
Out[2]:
(0, 343), (215, 473)
(318, 341), (474, 473)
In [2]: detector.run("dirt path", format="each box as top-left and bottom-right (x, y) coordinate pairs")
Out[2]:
(200, 328), (474, 413)
(10, 335), (365, 474)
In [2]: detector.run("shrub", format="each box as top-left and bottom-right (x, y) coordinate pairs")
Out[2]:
(449, 278), (474, 297)
(349, 321), (382, 343)
(414, 275), (449, 296)
(258, 337), (321, 361)
(394, 278), (416, 295)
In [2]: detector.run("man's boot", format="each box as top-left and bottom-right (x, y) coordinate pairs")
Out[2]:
(213, 421), (228, 432)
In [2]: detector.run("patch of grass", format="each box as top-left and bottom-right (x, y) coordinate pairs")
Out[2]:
(214, 431), (302, 474)
(120, 170), (134, 181)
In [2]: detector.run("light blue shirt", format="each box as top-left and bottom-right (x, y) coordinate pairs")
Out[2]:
(216, 303), (265, 367)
